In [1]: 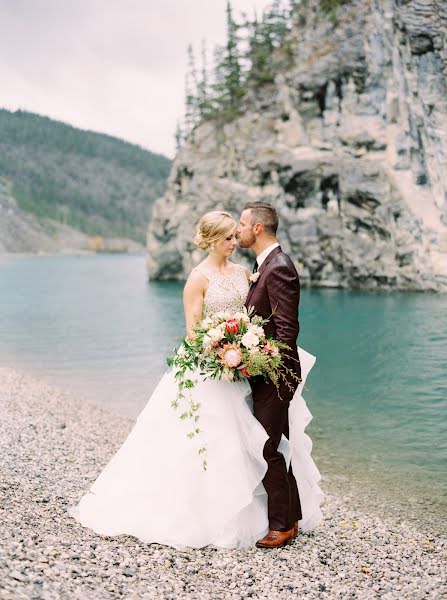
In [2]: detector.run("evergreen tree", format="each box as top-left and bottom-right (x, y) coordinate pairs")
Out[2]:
(177, 0), (302, 137)
(264, 0), (289, 47)
(246, 1), (294, 87)
(246, 15), (274, 86)
(184, 44), (199, 133)
(197, 39), (212, 117)
(212, 1), (246, 119)
(288, 0), (302, 19)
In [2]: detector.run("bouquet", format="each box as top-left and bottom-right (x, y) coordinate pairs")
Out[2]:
(166, 307), (300, 469)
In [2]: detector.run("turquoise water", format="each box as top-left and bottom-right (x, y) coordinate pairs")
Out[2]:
(0, 254), (446, 524)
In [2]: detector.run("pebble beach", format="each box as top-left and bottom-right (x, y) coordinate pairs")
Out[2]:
(0, 367), (445, 600)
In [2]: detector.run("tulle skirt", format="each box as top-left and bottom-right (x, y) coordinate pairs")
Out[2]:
(68, 347), (323, 549)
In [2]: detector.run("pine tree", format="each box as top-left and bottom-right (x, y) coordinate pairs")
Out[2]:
(197, 39), (212, 117)
(246, 1), (294, 87)
(264, 0), (289, 46)
(211, 44), (225, 112)
(212, 1), (246, 120)
(225, 1), (244, 108)
(288, 0), (302, 19)
(177, 0), (300, 137)
(184, 44), (199, 134)
(246, 15), (274, 86)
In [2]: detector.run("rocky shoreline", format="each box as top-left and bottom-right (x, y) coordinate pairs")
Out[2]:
(1, 367), (445, 599)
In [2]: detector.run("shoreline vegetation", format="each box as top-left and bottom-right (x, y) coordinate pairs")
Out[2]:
(1, 366), (444, 599)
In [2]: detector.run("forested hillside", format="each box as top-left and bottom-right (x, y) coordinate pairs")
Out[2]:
(0, 110), (171, 243)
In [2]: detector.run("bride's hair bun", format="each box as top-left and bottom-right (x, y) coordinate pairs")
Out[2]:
(194, 211), (237, 251)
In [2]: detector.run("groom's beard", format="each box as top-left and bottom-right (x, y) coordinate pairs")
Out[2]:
(238, 233), (256, 249)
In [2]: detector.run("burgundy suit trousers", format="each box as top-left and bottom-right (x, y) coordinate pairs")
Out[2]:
(251, 376), (302, 531)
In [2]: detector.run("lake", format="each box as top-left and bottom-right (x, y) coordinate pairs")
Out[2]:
(0, 254), (446, 528)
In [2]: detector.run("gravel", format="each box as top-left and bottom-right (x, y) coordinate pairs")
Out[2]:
(1, 367), (445, 599)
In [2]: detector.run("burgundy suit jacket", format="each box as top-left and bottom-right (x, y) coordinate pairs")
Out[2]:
(245, 246), (301, 401)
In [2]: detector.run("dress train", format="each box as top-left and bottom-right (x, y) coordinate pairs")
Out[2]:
(69, 348), (323, 548)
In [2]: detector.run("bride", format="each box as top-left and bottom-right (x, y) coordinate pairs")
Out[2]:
(69, 210), (323, 549)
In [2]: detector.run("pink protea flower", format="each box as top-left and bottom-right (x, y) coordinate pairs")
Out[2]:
(219, 343), (243, 368)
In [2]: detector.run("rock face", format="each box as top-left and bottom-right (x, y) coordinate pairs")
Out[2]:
(147, 0), (447, 291)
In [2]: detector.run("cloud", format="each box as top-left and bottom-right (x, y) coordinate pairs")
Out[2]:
(0, 0), (269, 157)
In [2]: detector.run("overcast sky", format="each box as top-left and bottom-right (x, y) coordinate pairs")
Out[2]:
(0, 0), (270, 158)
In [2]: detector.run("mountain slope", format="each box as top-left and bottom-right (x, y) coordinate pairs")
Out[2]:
(0, 110), (171, 245)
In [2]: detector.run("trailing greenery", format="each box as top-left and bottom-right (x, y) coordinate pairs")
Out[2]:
(0, 109), (171, 242)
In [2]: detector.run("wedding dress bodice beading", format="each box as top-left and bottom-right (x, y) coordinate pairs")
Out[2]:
(194, 264), (249, 317)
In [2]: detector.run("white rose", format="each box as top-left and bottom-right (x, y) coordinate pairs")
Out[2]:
(208, 327), (225, 342)
(203, 334), (214, 348)
(221, 368), (235, 382)
(215, 311), (231, 321)
(248, 324), (264, 338)
(201, 317), (214, 329)
(241, 331), (260, 348)
(233, 311), (250, 324)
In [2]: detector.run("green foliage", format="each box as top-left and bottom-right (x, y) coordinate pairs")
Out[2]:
(0, 109), (171, 242)
(319, 0), (350, 18)
(213, 2), (246, 111)
(246, 1), (292, 88)
(178, 1), (299, 139)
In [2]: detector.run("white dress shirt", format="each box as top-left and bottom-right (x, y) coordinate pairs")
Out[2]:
(256, 242), (280, 269)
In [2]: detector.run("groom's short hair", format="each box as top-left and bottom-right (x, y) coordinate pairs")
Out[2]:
(243, 201), (278, 236)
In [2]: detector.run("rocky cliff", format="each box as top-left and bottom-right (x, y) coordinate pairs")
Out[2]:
(147, 0), (447, 291)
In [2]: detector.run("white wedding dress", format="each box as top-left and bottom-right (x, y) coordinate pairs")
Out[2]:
(69, 264), (324, 548)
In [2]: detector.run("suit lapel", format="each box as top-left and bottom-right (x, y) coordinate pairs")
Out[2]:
(246, 246), (282, 306)
(259, 245), (282, 273)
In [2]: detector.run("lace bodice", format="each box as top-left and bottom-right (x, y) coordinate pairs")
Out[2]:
(194, 264), (249, 317)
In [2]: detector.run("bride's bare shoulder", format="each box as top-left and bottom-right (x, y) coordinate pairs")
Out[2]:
(185, 265), (208, 287)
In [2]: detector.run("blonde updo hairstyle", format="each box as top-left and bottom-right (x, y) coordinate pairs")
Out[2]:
(194, 211), (237, 252)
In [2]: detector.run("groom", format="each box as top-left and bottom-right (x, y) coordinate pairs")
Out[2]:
(238, 201), (302, 549)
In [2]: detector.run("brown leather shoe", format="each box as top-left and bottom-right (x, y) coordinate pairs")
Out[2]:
(293, 521), (299, 537)
(256, 527), (295, 549)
